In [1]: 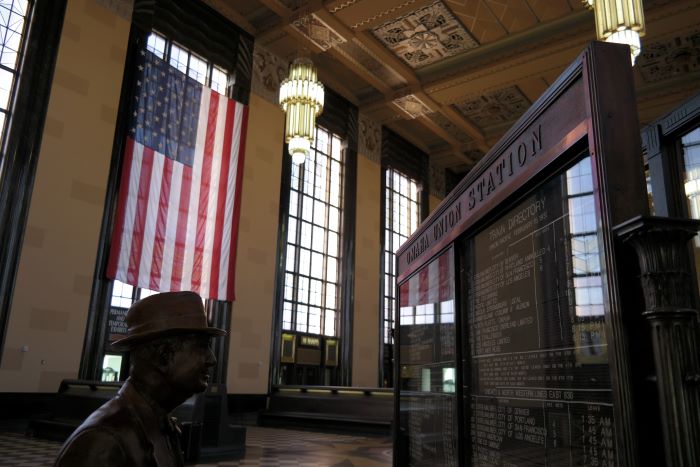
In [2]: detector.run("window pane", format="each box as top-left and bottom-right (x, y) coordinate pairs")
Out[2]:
(298, 248), (310, 276)
(300, 221), (312, 249)
(146, 32), (167, 58)
(312, 225), (325, 252)
(282, 302), (293, 330)
(382, 168), (422, 345)
(311, 252), (324, 279)
(169, 43), (188, 73)
(327, 231), (338, 258)
(210, 66), (228, 94)
(111, 280), (134, 308)
(328, 206), (339, 232)
(286, 245), (296, 272)
(287, 217), (297, 245)
(308, 307), (321, 334)
(324, 310), (335, 335)
(313, 200), (327, 226)
(280, 126), (344, 337)
(0, 68), (13, 109)
(309, 279), (322, 306)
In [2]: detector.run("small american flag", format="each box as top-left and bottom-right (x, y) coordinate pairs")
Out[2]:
(106, 49), (248, 301)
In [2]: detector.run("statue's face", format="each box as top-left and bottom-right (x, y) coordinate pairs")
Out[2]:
(165, 334), (216, 395)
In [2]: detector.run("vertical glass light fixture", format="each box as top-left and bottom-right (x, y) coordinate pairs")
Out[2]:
(584, 0), (646, 65)
(279, 56), (325, 164)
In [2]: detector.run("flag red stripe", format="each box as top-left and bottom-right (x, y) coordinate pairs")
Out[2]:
(227, 105), (249, 300)
(170, 165), (192, 290)
(418, 267), (429, 305)
(399, 281), (408, 307)
(439, 251), (449, 302)
(127, 146), (155, 285)
(149, 156), (173, 290)
(191, 92), (219, 292)
(210, 100), (235, 298)
(106, 137), (135, 278)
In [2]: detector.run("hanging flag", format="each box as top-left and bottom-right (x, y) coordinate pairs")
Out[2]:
(399, 248), (454, 307)
(106, 49), (248, 301)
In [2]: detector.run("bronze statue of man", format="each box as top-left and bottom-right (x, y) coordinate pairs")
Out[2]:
(54, 291), (225, 467)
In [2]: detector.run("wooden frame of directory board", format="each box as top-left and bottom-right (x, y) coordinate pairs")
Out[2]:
(394, 41), (649, 467)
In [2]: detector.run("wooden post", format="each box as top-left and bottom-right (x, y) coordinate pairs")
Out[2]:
(616, 215), (700, 467)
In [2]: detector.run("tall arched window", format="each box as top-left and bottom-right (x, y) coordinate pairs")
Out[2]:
(379, 129), (428, 387)
(272, 89), (358, 387)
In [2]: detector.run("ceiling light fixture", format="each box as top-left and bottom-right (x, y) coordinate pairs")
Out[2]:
(279, 54), (324, 165)
(584, 0), (646, 65)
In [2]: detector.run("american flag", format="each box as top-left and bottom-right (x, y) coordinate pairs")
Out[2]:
(400, 249), (454, 307)
(106, 49), (248, 301)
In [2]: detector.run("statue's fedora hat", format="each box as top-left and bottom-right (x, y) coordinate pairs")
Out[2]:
(111, 291), (226, 350)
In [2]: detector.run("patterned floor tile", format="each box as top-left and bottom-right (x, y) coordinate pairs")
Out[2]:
(0, 426), (392, 467)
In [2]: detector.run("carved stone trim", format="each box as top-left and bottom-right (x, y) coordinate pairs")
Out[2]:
(350, 0), (419, 30)
(358, 112), (381, 163)
(392, 94), (432, 119)
(429, 163), (445, 198)
(291, 13), (347, 51)
(251, 44), (289, 106)
(94, 0), (133, 21)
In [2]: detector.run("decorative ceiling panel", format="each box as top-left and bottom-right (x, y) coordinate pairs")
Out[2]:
(252, 44), (289, 105)
(446, 0), (507, 44)
(527, 0), (582, 23)
(637, 30), (700, 83)
(484, 0), (538, 34)
(428, 112), (472, 143)
(393, 94), (433, 118)
(291, 13), (347, 51)
(372, 0), (479, 69)
(453, 85), (530, 128)
(335, 38), (407, 88)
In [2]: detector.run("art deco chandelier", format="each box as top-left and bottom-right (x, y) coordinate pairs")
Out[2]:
(584, 0), (646, 65)
(279, 55), (324, 164)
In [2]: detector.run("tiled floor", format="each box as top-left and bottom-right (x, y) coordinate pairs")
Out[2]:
(0, 426), (392, 467)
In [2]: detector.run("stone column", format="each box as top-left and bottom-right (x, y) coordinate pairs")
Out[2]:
(615, 216), (700, 467)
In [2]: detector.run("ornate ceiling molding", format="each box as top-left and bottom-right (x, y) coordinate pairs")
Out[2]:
(453, 85), (530, 129)
(94, 0), (133, 21)
(371, 0), (478, 69)
(291, 13), (347, 51)
(358, 112), (381, 163)
(351, 0), (419, 30)
(638, 29), (700, 84)
(393, 94), (433, 119)
(251, 44), (289, 105)
(329, 0), (359, 14)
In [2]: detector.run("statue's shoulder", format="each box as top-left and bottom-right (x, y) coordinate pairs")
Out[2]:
(54, 396), (152, 467)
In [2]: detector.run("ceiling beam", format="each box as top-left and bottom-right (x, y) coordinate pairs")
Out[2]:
(200, 0), (257, 35)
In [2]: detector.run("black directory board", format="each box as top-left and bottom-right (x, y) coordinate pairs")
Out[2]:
(394, 42), (648, 467)
(465, 155), (615, 466)
(397, 248), (458, 466)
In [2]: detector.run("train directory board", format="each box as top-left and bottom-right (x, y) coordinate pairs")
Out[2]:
(394, 43), (648, 467)
(465, 156), (616, 466)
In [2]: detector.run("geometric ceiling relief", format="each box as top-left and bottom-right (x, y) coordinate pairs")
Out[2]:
(372, 0), (479, 69)
(453, 85), (530, 129)
(428, 112), (471, 143)
(292, 13), (347, 51)
(637, 30), (700, 83)
(252, 44), (289, 105)
(335, 39), (407, 89)
(393, 94), (433, 119)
